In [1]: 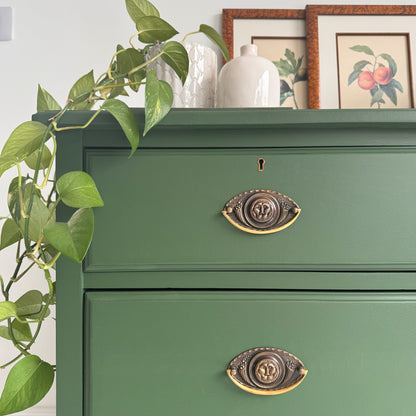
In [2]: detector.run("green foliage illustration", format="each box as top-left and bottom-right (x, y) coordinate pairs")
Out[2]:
(273, 48), (307, 109)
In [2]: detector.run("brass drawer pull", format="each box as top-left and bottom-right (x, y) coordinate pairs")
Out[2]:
(222, 189), (301, 234)
(227, 347), (307, 395)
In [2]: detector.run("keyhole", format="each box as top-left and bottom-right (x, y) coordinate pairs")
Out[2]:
(258, 158), (265, 172)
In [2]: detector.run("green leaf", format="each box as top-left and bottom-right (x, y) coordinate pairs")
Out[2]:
(0, 319), (32, 342)
(350, 45), (375, 56)
(380, 83), (397, 105)
(348, 69), (361, 86)
(390, 78), (403, 92)
(125, 0), (159, 24)
(20, 193), (51, 243)
(0, 219), (21, 250)
(26, 305), (50, 321)
(144, 69), (173, 135)
(199, 24), (230, 61)
(353, 60), (371, 71)
(7, 177), (27, 225)
(1, 122), (49, 164)
(136, 16), (178, 43)
(0, 155), (16, 178)
(284, 48), (297, 69)
(0, 302), (17, 323)
(294, 67), (307, 83)
(273, 59), (293, 78)
(68, 70), (95, 110)
(370, 86), (383, 106)
(380, 53), (397, 77)
(43, 208), (94, 263)
(0, 355), (54, 415)
(101, 99), (140, 157)
(15, 291), (43, 317)
(116, 46), (146, 91)
(37, 85), (61, 112)
(56, 171), (104, 208)
(24, 145), (52, 170)
(280, 91), (293, 106)
(161, 41), (189, 85)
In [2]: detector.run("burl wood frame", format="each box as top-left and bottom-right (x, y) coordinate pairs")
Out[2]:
(306, 5), (416, 109)
(222, 9), (305, 61)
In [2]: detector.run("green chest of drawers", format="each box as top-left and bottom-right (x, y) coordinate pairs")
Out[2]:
(36, 108), (416, 416)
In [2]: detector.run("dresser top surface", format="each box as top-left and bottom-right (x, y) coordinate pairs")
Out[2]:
(33, 107), (416, 130)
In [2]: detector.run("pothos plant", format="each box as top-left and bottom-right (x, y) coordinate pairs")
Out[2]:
(0, 0), (229, 414)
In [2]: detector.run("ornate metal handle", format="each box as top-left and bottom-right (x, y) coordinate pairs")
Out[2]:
(222, 189), (301, 234)
(227, 347), (307, 395)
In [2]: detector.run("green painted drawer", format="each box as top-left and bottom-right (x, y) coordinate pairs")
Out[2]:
(85, 291), (416, 416)
(85, 147), (416, 272)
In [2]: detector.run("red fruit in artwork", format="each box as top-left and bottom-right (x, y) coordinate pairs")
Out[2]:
(373, 67), (393, 85)
(358, 71), (376, 90)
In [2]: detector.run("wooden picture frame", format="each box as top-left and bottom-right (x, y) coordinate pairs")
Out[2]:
(222, 9), (308, 109)
(306, 5), (416, 109)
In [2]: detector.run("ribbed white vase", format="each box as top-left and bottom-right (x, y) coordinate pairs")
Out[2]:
(216, 44), (280, 108)
(146, 42), (217, 108)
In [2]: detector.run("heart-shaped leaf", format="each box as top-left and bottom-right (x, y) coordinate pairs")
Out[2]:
(0, 355), (54, 415)
(198, 24), (230, 61)
(15, 192), (51, 243)
(0, 301), (17, 323)
(37, 85), (61, 112)
(24, 145), (52, 171)
(0, 319), (32, 342)
(144, 68), (173, 135)
(0, 155), (16, 179)
(102, 99), (140, 157)
(117, 46), (146, 91)
(125, 0), (159, 24)
(56, 171), (104, 208)
(15, 291), (43, 317)
(136, 16), (178, 43)
(0, 218), (21, 251)
(68, 70), (95, 110)
(1, 121), (49, 163)
(43, 208), (94, 263)
(161, 41), (189, 85)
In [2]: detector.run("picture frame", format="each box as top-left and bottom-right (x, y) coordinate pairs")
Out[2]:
(306, 5), (416, 109)
(222, 9), (308, 109)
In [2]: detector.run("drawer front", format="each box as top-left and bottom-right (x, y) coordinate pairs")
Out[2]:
(85, 291), (416, 416)
(85, 147), (416, 271)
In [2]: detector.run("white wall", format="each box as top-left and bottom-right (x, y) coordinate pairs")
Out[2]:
(0, 0), (414, 413)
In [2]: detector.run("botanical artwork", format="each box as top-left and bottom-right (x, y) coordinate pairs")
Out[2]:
(253, 38), (308, 109)
(337, 34), (413, 109)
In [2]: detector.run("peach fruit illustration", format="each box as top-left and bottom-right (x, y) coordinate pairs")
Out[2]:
(357, 71), (376, 90)
(373, 67), (393, 85)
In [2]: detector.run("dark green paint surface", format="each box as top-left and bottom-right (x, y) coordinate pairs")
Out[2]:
(85, 291), (416, 416)
(86, 147), (416, 271)
(37, 108), (416, 416)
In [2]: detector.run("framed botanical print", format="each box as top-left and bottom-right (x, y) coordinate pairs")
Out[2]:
(306, 5), (416, 109)
(222, 9), (308, 109)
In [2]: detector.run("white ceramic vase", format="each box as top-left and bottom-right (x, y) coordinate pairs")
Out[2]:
(216, 44), (280, 108)
(146, 42), (217, 108)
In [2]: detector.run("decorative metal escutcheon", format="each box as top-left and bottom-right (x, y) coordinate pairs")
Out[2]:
(222, 189), (301, 234)
(227, 347), (307, 395)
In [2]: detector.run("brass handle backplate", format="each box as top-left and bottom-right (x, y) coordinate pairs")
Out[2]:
(227, 347), (307, 395)
(222, 189), (300, 234)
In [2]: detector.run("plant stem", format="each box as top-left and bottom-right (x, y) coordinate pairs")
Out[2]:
(0, 353), (23, 369)
(53, 108), (103, 132)
(182, 30), (199, 42)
